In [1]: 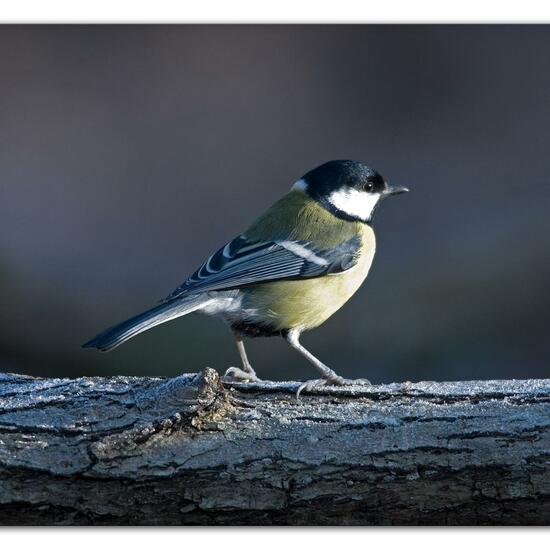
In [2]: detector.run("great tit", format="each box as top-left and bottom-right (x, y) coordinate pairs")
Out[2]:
(83, 160), (408, 395)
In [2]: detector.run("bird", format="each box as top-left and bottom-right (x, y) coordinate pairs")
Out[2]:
(83, 160), (408, 396)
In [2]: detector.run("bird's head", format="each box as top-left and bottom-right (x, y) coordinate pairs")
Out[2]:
(293, 160), (408, 223)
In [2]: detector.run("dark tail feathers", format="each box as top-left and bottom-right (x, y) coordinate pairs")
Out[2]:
(82, 295), (207, 352)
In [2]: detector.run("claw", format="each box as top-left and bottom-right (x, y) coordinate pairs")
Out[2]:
(222, 366), (261, 383)
(296, 377), (371, 399)
(296, 379), (328, 398)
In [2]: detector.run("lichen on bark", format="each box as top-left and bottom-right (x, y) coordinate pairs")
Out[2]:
(1, 369), (549, 525)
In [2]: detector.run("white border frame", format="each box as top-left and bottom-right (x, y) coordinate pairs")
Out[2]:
(1, 0), (550, 23)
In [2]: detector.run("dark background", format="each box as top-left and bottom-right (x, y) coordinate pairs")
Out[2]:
(1, 25), (549, 383)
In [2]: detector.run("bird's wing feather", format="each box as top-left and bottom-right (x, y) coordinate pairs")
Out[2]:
(164, 234), (360, 300)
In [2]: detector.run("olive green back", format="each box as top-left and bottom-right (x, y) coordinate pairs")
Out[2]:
(246, 190), (364, 248)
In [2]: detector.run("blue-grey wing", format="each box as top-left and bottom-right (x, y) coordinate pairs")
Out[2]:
(164, 234), (360, 301)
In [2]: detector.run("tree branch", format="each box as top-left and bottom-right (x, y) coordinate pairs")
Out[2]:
(1, 368), (549, 525)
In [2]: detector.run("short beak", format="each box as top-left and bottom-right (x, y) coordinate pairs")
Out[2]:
(383, 182), (409, 197)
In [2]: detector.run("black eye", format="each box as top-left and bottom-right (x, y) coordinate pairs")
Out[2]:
(363, 182), (374, 192)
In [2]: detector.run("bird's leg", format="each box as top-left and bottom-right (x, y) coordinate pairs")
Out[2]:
(223, 333), (261, 383)
(234, 336), (258, 376)
(284, 329), (370, 398)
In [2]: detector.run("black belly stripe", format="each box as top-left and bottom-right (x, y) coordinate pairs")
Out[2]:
(230, 319), (283, 338)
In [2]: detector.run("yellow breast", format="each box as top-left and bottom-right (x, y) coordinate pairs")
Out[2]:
(242, 223), (376, 332)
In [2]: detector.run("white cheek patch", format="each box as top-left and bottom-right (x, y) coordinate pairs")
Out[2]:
(327, 188), (381, 222)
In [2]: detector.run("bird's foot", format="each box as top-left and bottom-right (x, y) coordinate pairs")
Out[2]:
(222, 366), (261, 383)
(296, 376), (371, 399)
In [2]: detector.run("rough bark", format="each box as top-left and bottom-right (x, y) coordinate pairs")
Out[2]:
(0, 368), (549, 525)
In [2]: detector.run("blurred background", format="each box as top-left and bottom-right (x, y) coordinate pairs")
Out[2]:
(1, 25), (549, 383)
